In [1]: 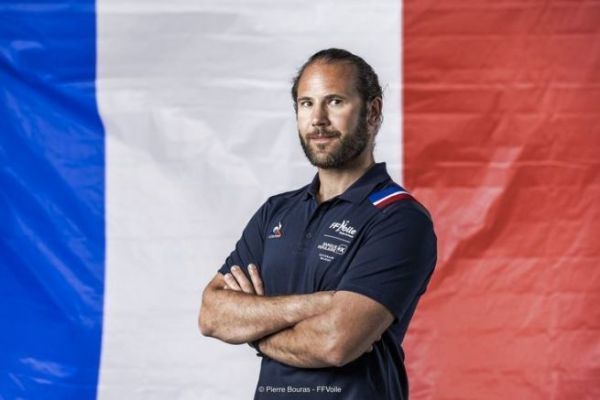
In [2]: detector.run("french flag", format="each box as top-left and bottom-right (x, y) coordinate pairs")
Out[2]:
(1, 1), (598, 399)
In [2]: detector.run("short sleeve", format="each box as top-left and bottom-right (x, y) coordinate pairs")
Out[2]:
(336, 206), (437, 321)
(217, 202), (268, 276)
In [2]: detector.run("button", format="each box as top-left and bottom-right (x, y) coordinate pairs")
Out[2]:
(305, 232), (312, 239)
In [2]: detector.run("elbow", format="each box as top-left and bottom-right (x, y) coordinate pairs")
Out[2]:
(200, 317), (246, 344)
(322, 333), (355, 368)
(197, 284), (247, 344)
(198, 304), (214, 337)
(326, 348), (353, 368)
(198, 287), (218, 337)
(198, 298), (245, 344)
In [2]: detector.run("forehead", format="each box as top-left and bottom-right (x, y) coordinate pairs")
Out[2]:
(297, 61), (360, 98)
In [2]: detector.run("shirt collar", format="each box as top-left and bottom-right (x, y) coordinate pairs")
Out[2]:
(304, 162), (391, 204)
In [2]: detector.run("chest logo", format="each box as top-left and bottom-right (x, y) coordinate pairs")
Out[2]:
(328, 220), (357, 239)
(267, 222), (283, 239)
(317, 242), (348, 255)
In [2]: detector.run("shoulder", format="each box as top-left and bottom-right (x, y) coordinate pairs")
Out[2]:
(263, 184), (309, 209)
(366, 182), (434, 230)
(253, 184), (310, 219)
(361, 182), (437, 260)
(266, 184), (309, 204)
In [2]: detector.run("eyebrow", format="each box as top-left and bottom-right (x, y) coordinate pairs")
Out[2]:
(296, 94), (347, 102)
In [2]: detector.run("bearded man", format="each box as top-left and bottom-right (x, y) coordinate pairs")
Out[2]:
(199, 48), (437, 400)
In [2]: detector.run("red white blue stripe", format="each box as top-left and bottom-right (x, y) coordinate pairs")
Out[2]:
(369, 186), (414, 209)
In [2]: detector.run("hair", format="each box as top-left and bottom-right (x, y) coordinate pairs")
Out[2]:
(290, 48), (383, 115)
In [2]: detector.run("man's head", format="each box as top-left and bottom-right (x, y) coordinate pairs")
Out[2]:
(291, 49), (383, 169)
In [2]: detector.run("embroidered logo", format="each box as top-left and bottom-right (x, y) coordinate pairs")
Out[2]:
(267, 222), (283, 239)
(328, 220), (357, 239)
(317, 241), (347, 255)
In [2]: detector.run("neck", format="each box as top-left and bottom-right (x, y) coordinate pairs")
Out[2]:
(316, 151), (375, 203)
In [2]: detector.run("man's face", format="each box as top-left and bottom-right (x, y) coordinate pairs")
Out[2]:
(296, 62), (370, 169)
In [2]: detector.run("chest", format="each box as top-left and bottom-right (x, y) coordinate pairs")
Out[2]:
(260, 201), (374, 295)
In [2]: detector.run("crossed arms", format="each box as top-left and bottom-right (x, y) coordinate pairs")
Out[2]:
(198, 264), (394, 368)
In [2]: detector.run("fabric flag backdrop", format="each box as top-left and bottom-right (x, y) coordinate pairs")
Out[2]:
(0, 1), (598, 399)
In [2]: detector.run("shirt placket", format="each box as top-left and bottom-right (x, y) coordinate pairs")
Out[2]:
(297, 198), (333, 252)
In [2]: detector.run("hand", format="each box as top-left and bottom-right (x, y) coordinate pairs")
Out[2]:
(223, 264), (264, 295)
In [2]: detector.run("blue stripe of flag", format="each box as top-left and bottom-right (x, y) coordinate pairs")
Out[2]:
(0, 1), (105, 399)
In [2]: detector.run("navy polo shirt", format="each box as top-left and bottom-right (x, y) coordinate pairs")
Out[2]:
(218, 163), (437, 400)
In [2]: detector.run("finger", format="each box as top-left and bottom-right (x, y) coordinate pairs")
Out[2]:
(248, 264), (264, 295)
(224, 273), (242, 291)
(230, 266), (255, 294)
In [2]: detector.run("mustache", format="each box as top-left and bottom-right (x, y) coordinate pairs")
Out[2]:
(306, 129), (341, 140)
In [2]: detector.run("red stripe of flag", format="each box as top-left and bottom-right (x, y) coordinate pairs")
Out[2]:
(403, 1), (600, 399)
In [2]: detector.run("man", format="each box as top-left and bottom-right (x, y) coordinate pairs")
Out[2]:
(199, 48), (437, 399)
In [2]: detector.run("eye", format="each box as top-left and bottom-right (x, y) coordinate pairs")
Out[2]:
(329, 98), (343, 106)
(298, 100), (312, 108)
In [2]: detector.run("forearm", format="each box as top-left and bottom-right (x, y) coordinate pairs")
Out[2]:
(258, 291), (388, 368)
(258, 314), (338, 368)
(200, 287), (332, 344)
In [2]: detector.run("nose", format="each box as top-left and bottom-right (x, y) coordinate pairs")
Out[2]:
(311, 103), (329, 127)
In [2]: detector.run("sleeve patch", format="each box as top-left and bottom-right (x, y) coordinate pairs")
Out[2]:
(368, 185), (415, 209)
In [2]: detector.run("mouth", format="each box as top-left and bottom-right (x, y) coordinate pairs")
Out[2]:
(306, 130), (341, 144)
(310, 136), (337, 145)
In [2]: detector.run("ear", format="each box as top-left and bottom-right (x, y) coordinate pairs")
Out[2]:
(367, 97), (383, 131)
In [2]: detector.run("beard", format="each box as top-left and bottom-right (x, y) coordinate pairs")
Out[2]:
(298, 109), (370, 169)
